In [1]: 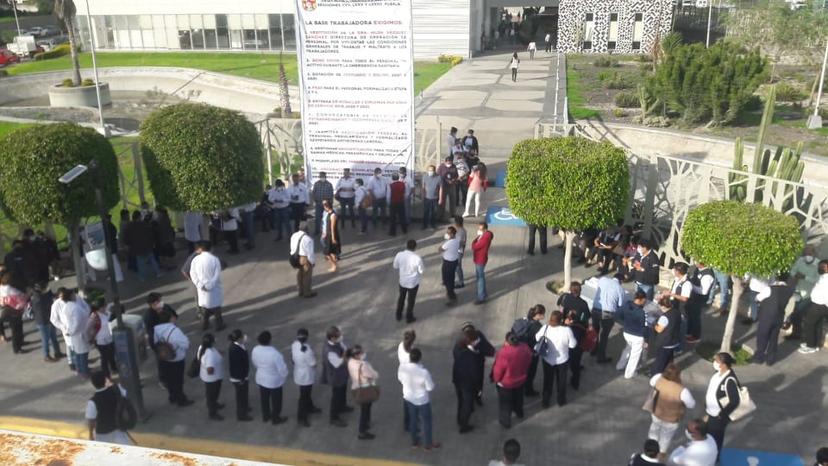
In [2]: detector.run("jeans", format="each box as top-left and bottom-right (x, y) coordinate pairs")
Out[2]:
(648, 414), (679, 454)
(407, 401), (433, 446)
(541, 360), (568, 407)
(36, 323), (61, 358)
(497, 385), (524, 428)
(241, 210), (255, 247)
(442, 259), (458, 301)
(616, 332), (644, 379)
(372, 198), (387, 227)
(73, 351), (90, 376)
(359, 402), (373, 433)
(422, 198), (437, 229)
(357, 206), (368, 233)
(475, 263), (487, 301)
(396, 285), (418, 321)
(135, 254), (160, 281)
(314, 203), (325, 235)
(233, 380), (249, 420)
(205, 380), (223, 416)
(339, 197), (356, 227)
(259, 385), (283, 423)
(711, 270), (731, 309)
(636, 282), (655, 301)
(272, 207), (291, 239)
(706, 415), (730, 459)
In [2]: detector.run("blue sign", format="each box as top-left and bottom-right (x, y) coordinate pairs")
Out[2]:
(720, 448), (804, 466)
(486, 205), (526, 227)
(496, 169), (507, 188)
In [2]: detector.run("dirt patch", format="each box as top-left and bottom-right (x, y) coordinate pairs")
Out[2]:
(152, 451), (200, 466)
(0, 432), (85, 466)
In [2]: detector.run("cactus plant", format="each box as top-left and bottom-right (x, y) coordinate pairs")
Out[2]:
(638, 84), (661, 117)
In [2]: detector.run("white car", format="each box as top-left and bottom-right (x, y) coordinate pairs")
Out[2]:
(26, 26), (45, 37)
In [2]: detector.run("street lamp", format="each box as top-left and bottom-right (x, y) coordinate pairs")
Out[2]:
(59, 162), (147, 420)
(807, 39), (828, 130)
(11, 0), (21, 37)
(83, 0), (107, 136)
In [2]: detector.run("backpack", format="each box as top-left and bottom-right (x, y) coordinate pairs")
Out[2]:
(155, 327), (177, 361)
(510, 318), (533, 345)
(115, 386), (137, 431)
(289, 233), (305, 269)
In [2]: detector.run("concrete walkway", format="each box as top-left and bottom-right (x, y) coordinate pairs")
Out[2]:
(0, 198), (826, 465)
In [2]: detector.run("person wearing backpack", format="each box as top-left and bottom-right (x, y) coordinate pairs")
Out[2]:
(90, 300), (117, 379)
(510, 305), (545, 397)
(154, 310), (194, 407)
(290, 222), (316, 298)
(85, 370), (134, 445)
(704, 352), (741, 459)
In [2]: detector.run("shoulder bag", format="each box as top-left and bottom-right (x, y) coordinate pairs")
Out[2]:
(642, 388), (659, 413)
(155, 327), (177, 362)
(720, 376), (756, 422)
(289, 233), (305, 269)
(187, 345), (202, 378)
(533, 325), (550, 357)
(351, 362), (380, 404)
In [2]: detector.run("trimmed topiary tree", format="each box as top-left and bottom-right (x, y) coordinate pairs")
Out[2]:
(506, 137), (630, 287)
(681, 200), (802, 353)
(0, 123), (119, 287)
(140, 103), (264, 212)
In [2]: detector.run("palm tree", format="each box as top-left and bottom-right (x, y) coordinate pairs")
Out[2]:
(278, 52), (292, 117)
(54, 0), (81, 86)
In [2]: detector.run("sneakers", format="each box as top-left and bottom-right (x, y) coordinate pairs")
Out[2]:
(798, 346), (819, 354)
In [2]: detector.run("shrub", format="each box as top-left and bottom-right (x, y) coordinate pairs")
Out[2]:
(81, 78), (95, 87)
(61, 78), (74, 88)
(774, 82), (805, 103)
(140, 103), (264, 212)
(612, 108), (626, 118)
(506, 137), (628, 285)
(605, 74), (630, 90)
(743, 95), (763, 112)
(597, 70), (613, 82)
(635, 54), (654, 63)
(0, 69), (7, 78)
(614, 91), (639, 108)
(437, 54), (463, 66)
(593, 56), (619, 68)
(34, 43), (71, 61)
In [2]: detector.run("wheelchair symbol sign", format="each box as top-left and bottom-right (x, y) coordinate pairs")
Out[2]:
(486, 206), (526, 227)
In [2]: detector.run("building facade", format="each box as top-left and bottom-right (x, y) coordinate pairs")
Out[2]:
(557, 0), (673, 54)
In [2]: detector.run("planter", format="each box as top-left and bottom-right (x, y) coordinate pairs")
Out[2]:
(48, 82), (112, 108)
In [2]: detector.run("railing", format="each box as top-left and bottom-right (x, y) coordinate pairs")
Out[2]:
(534, 53), (572, 138)
(254, 117), (303, 186)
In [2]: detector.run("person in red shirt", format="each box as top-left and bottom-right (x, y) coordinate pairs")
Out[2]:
(491, 332), (532, 428)
(388, 173), (408, 236)
(471, 222), (494, 304)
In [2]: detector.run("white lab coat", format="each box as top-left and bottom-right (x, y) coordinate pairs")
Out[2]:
(189, 251), (224, 309)
(65, 300), (91, 354)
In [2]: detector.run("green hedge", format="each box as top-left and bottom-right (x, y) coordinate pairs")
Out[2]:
(681, 200), (802, 277)
(140, 103), (264, 212)
(505, 137), (629, 231)
(0, 123), (119, 226)
(34, 43), (72, 61)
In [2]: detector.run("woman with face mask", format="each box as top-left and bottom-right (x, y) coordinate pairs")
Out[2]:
(292, 327), (321, 427)
(704, 352), (741, 459)
(228, 329), (252, 422)
(346, 344), (380, 440)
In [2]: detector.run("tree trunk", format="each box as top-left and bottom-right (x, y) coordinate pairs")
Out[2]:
(279, 62), (292, 117)
(67, 221), (86, 290)
(720, 276), (744, 353)
(563, 231), (575, 288)
(64, 17), (81, 86)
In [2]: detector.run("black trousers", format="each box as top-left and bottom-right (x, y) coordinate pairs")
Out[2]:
(396, 285), (419, 321)
(205, 380), (222, 416)
(389, 202), (407, 235)
(524, 354), (539, 394)
(454, 384), (476, 428)
(541, 360), (568, 407)
(497, 385), (524, 428)
(224, 229), (239, 253)
(259, 385), (283, 423)
(359, 402), (373, 433)
(569, 347), (583, 390)
(290, 203), (305, 231)
(754, 319), (782, 363)
(330, 384), (347, 421)
(706, 414), (730, 458)
(233, 380), (249, 420)
(1, 310), (24, 353)
(804, 303), (828, 348)
(651, 346), (675, 376)
(597, 317), (615, 360)
(527, 225), (547, 254)
(298, 384), (314, 421)
(200, 307), (225, 331)
(160, 359), (187, 403)
(687, 304), (703, 340)
(442, 259), (458, 300)
(98, 342), (117, 378)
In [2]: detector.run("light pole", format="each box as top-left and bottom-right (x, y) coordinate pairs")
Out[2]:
(83, 0), (106, 135)
(705, 1), (714, 48)
(11, 0), (21, 37)
(808, 39), (828, 129)
(59, 162), (147, 420)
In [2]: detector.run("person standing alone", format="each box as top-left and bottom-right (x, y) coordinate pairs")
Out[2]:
(393, 239), (424, 323)
(440, 227), (461, 306)
(290, 223), (316, 298)
(508, 52), (520, 82)
(189, 242), (226, 332)
(471, 222), (493, 304)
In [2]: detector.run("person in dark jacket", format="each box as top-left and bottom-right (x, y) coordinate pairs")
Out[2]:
(460, 322), (494, 405)
(511, 305), (545, 397)
(228, 329), (253, 421)
(564, 310), (586, 390)
(452, 331), (480, 433)
(124, 211), (160, 281)
(30, 283), (63, 362)
(557, 281), (590, 327)
(629, 439), (664, 466)
(651, 296), (681, 376)
(143, 292), (178, 387)
(321, 326), (351, 427)
(632, 238), (660, 301)
(4, 239), (39, 289)
(751, 275), (794, 365)
(616, 291), (648, 379)
(704, 352), (741, 459)
(153, 207), (177, 269)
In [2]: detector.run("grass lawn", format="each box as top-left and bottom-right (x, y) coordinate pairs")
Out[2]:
(6, 52), (452, 94)
(566, 56), (601, 120)
(0, 120), (31, 138)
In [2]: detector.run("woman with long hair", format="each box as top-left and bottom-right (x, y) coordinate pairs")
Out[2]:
(346, 344), (379, 440)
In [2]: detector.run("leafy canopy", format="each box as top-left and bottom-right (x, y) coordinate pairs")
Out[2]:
(505, 137), (629, 231)
(140, 103), (264, 212)
(0, 123), (119, 226)
(681, 200), (802, 277)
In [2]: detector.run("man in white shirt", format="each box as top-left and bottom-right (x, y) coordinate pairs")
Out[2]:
(534, 310), (577, 408)
(544, 32), (552, 52)
(800, 259), (828, 353)
(290, 222), (316, 298)
(251, 330), (290, 425)
(447, 126), (458, 156)
(57, 289), (91, 378)
(668, 419), (718, 466)
(189, 242), (226, 332)
(291, 328), (321, 427)
(267, 179), (292, 240)
(393, 239), (424, 323)
(745, 275), (771, 324)
(183, 211), (203, 254)
(440, 226), (462, 305)
(335, 168), (357, 229)
(398, 348), (439, 450)
(398, 167), (415, 225)
(50, 287), (75, 372)
(367, 168), (389, 228)
(153, 310), (193, 406)
(287, 173), (309, 232)
(91, 300), (116, 379)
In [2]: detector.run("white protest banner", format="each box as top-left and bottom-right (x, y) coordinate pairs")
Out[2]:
(294, 0), (415, 183)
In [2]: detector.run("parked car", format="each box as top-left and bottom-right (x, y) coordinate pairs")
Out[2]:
(40, 26), (61, 37)
(0, 49), (20, 66)
(26, 26), (45, 38)
(37, 35), (68, 51)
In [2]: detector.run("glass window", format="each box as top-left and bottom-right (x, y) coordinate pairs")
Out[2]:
(608, 13), (618, 50)
(192, 28), (205, 49)
(216, 14), (230, 48)
(205, 29), (218, 49)
(104, 15), (115, 48)
(164, 14), (179, 49)
(255, 14), (269, 50)
(282, 14), (295, 49)
(242, 14), (257, 50)
(115, 15), (131, 48)
(93, 16), (110, 49)
(228, 14), (243, 49)
(269, 14), (282, 50)
(152, 15), (167, 48)
(178, 15), (192, 49)
(632, 13), (644, 50)
(582, 13), (594, 50)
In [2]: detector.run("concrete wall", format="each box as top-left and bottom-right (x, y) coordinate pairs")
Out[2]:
(557, 0), (672, 54)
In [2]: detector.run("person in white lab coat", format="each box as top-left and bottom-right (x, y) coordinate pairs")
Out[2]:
(50, 287), (75, 371)
(292, 327), (321, 427)
(52, 288), (91, 377)
(252, 330), (289, 425)
(189, 241), (226, 332)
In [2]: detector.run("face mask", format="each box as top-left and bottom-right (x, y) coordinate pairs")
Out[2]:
(444, 233), (451, 240)
(242, 334), (248, 345)
(804, 255), (815, 263)
(637, 246), (644, 255)
(713, 361), (721, 372)
(685, 429), (694, 441)
(428, 170), (435, 176)
(477, 230), (483, 237)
